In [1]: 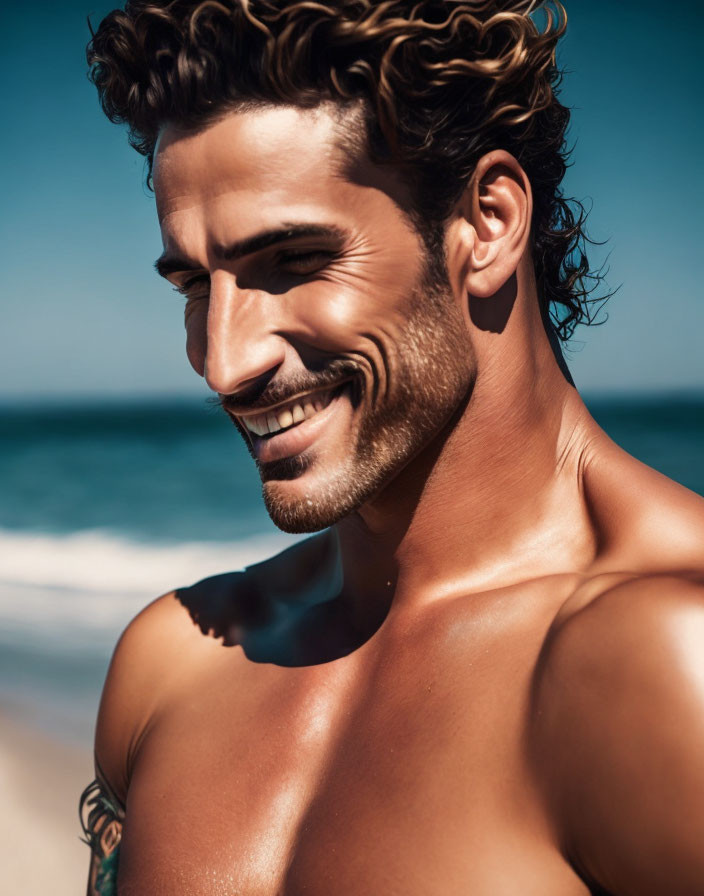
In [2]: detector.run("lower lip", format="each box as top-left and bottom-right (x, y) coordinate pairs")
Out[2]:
(247, 386), (350, 463)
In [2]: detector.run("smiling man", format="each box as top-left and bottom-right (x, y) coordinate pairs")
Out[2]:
(80, 2), (704, 895)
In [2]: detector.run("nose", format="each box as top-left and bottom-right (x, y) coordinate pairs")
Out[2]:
(202, 272), (287, 396)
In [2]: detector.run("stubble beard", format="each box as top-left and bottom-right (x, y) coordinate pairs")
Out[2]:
(261, 259), (475, 534)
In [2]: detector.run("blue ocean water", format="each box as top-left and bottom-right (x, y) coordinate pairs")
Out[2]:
(0, 394), (702, 745)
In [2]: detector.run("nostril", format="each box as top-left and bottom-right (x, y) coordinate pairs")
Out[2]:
(204, 356), (281, 399)
(223, 368), (280, 401)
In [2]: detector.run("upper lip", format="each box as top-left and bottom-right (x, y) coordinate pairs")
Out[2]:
(228, 379), (351, 419)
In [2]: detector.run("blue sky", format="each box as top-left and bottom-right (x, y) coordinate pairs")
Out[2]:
(2, 0), (702, 399)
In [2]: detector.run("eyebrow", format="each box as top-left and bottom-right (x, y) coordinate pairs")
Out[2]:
(154, 223), (347, 279)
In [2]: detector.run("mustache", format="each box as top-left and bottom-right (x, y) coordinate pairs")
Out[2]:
(217, 358), (361, 415)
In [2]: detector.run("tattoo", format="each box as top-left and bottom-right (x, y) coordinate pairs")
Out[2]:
(79, 778), (124, 896)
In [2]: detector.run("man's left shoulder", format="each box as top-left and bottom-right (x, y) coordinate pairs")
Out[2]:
(538, 571), (704, 727)
(532, 571), (704, 895)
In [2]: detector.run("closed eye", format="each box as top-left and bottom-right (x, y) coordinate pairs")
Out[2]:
(173, 274), (210, 299)
(275, 249), (336, 276)
(170, 249), (335, 299)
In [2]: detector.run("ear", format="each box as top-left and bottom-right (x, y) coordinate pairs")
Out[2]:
(448, 150), (532, 300)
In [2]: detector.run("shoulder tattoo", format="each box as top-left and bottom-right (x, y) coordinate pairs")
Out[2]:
(79, 777), (124, 896)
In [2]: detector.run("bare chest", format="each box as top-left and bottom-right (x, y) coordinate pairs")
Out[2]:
(117, 594), (591, 895)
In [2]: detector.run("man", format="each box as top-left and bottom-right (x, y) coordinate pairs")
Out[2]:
(80, 1), (704, 894)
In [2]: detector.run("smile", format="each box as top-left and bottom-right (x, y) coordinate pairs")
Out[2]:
(237, 385), (342, 438)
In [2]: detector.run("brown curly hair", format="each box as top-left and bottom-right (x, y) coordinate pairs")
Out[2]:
(87, 0), (607, 341)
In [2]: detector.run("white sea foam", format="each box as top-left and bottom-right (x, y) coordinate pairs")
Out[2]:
(0, 528), (302, 639)
(0, 527), (300, 593)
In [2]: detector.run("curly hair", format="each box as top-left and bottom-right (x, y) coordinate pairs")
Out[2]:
(87, 0), (607, 341)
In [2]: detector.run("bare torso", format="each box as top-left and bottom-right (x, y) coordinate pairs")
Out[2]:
(118, 576), (590, 894)
(92, 430), (704, 896)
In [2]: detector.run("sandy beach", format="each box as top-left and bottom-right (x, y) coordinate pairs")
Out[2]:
(0, 708), (93, 895)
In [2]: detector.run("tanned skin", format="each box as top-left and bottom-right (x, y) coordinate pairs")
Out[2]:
(89, 105), (704, 896)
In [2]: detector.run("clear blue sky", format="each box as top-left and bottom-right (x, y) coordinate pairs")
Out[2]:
(2, 0), (702, 399)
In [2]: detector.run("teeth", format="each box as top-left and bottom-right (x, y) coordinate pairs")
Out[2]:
(277, 408), (294, 429)
(247, 417), (263, 437)
(241, 388), (336, 437)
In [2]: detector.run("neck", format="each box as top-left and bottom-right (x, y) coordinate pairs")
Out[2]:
(333, 289), (598, 628)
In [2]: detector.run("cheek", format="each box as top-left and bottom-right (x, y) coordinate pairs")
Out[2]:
(291, 280), (409, 352)
(294, 283), (412, 405)
(185, 303), (208, 375)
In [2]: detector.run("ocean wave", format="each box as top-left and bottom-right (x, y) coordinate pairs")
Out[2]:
(0, 528), (301, 594)
(0, 528), (303, 642)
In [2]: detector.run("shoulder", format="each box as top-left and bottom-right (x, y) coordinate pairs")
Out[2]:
(94, 533), (330, 801)
(580, 429), (704, 573)
(533, 571), (704, 895)
(94, 589), (204, 804)
(94, 568), (268, 799)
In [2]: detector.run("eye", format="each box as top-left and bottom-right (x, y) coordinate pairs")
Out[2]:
(275, 249), (335, 276)
(173, 274), (210, 300)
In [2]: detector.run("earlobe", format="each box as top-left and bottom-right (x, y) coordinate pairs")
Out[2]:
(459, 150), (532, 300)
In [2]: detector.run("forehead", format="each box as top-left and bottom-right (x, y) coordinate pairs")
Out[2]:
(154, 105), (345, 216)
(152, 104), (414, 254)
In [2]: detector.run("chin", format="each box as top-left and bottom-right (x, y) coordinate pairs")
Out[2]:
(261, 465), (365, 534)
(259, 418), (424, 533)
(263, 501), (337, 535)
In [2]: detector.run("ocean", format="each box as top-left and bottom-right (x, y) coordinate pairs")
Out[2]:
(1, 394), (702, 746)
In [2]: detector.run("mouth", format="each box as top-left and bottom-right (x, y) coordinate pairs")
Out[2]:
(236, 384), (342, 437)
(233, 380), (353, 463)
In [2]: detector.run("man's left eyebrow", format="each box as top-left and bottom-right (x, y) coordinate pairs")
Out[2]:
(215, 223), (347, 262)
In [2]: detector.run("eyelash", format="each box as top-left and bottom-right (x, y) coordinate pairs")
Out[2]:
(172, 250), (335, 300)
(174, 276), (209, 299)
(276, 249), (334, 270)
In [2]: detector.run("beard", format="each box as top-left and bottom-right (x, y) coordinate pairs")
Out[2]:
(227, 252), (475, 534)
